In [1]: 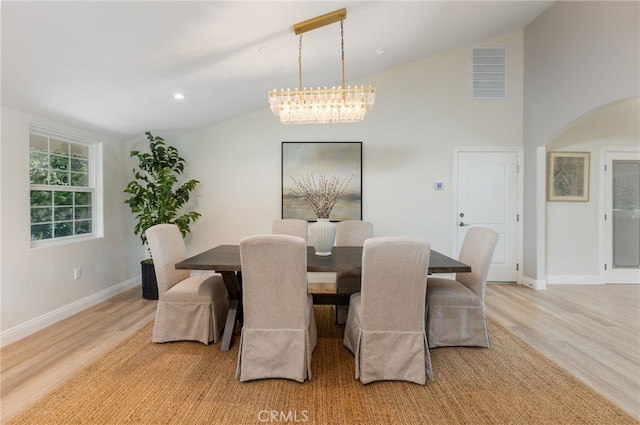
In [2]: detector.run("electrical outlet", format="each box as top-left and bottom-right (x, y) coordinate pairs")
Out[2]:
(74, 268), (82, 280)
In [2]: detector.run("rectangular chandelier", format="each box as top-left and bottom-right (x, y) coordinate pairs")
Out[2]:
(268, 8), (376, 125)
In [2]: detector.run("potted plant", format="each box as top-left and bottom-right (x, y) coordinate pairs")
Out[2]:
(124, 131), (201, 299)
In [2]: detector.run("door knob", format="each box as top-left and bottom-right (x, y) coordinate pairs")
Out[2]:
(459, 222), (468, 227)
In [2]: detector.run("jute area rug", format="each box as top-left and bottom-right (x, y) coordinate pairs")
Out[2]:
(9, 307), (636, 425)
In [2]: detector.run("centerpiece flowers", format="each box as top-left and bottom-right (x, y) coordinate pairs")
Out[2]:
(290, 173), (352, 219)
(290, 173), (352, 256)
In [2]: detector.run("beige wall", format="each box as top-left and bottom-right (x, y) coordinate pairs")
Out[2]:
(0, 107), (142, 343)
(1, 29), (524, 344)
(174, 31), (524, 260)
(2, 1), (639, 345)
(545, 98), (639, 282)
(522, 1), (640, 282)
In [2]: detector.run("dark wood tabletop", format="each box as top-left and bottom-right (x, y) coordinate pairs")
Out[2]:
(176, 245), (471, 274)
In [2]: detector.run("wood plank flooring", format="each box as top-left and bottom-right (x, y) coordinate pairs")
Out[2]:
(0, 289), (157, 424)
(485, 283), (640, 420)
(1, 284), (638, 423)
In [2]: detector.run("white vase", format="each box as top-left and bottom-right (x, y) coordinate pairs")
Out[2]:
(310, 218), (336, 256)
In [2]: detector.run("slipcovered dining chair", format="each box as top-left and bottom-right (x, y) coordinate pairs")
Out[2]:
(334, 220), (374, 324)
(272, 218), (308, 243)
(343, 237), (433, 384)
(426, 227), (498, 348)
(237, 234), (317, 382)
(145, 224), (229, 345)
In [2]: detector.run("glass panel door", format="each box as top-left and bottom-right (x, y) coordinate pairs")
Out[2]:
(605, 151), (640, 284)
(612, 160), (640, 269)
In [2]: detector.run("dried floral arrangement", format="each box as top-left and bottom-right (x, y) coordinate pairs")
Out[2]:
(290, 173), (352, 219)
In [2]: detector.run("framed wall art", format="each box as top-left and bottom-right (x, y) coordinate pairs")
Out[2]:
(282, 142), (362, 221)
(547, 152), (590, 202)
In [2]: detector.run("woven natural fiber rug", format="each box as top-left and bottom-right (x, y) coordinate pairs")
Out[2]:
(9, 306), (636, 425)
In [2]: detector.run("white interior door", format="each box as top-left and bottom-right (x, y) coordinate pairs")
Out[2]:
(605, 152), (640, 284)
(456, 150), (520, 282)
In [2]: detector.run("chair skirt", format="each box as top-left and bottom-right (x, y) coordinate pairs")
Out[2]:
(426, 304), (490, 348)
(236, 296), (317, 382)
(152, 275), (229, 345)
(236, 328), (316, 382)
(344, 298), (433, 384)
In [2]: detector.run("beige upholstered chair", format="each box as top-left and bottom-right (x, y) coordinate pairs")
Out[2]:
(145, 224), (229, 345)
(426, 227), (498, 348)
(272, 218), (308, 242)
(343, 237), (433, 384)
(334, 220), (374, 324)
(237, 234), (317, 382)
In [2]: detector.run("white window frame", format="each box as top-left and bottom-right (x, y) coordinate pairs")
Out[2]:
(29, 124), (103, 248)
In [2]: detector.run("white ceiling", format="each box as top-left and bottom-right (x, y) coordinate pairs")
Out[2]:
(2, 1), (552, 139)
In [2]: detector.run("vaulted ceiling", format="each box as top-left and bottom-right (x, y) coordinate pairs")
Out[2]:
(2, 1), (552, 139)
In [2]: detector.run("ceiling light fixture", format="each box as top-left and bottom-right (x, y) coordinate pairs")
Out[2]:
(373, 47), (387, 56)
(268, 8), (375, 125)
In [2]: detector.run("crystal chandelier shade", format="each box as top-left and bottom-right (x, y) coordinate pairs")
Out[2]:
(268, 8), (376, 125)
(268, 86), (375, 124)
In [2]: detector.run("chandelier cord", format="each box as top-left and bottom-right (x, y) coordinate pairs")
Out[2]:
(298, 33), (303, 90)
(341, 19), (345, 91)
(297, 19), (346, 93)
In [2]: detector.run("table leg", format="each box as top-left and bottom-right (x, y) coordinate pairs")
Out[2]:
(219, 271), (242, 351)
(221, 300), (238, 351)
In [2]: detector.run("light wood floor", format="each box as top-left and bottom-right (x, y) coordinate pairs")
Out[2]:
(485, 283), (640, 420)
(0, 289), (157, 424)
(1, 284), (639, 423)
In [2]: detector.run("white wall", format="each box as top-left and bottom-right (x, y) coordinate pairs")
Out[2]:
(6, 3), (636, 342)
(545, 98), (639, 283)
(522, 1), (640, 282)
(175, 31), (524, 259)
(0, 107), (143, 345)
(0, 29), (523, 346)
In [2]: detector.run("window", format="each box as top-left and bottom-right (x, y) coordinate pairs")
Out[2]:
(29, 125), (100, 245)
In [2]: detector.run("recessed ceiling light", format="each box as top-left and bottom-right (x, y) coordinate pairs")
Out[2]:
(173, 93), (185, 100)
(374, 47), (387, 56)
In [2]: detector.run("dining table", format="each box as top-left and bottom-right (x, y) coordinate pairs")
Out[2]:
(175, 244), (471, 351)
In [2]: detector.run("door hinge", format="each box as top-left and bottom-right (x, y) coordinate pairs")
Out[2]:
(604, 264), (608, 270)
(604, 164), (607, 172)
(516, 263), (519, 271)
(604, 214), (607, 221)
(517, 214), (520, 222)
(517, 164), (520, 173)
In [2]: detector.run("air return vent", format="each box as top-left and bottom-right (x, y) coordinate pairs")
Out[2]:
(471, 47), (507, 99)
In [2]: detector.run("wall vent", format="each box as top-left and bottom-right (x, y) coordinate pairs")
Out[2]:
(471, 47), (507, 99)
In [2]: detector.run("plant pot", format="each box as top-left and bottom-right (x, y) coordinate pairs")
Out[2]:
(310, 218), (336, 256)
(141, 260), (159, 300)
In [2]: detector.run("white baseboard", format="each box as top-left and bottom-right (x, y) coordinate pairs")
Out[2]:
(0, 277), (140, 348)
(545, 275), (601, 285)
(522, 275), (546, 290)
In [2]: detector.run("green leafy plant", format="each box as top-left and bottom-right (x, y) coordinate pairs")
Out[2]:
(124, 131), (201, 249)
